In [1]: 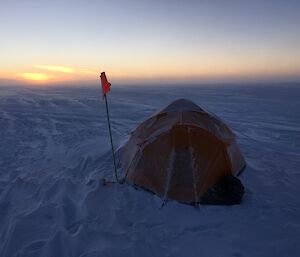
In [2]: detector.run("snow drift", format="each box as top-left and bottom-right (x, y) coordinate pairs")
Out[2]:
(0, 84), (299, 257)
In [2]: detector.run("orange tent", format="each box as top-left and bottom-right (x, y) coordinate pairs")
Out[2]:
(121, 99), (245, 204)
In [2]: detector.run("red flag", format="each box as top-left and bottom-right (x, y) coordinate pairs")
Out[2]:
(100, 72), (111, 98)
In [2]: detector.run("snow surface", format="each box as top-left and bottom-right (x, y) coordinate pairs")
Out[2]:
(0, 84), (300, 257)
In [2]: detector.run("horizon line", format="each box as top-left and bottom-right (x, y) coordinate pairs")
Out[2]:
(1, 78), (300, 88)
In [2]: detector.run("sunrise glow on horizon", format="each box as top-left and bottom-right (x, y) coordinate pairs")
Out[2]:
(1, 0), (300, 85)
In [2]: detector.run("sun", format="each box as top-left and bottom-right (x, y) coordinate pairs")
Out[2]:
(18, 72), (54, 81)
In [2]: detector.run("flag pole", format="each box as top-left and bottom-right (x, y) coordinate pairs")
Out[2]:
(104, 94), (119, 183)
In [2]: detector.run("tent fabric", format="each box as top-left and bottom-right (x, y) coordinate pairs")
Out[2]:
(121, 99), (246, 204)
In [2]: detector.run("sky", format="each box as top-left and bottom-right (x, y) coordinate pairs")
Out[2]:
(0, 0), (300, 85)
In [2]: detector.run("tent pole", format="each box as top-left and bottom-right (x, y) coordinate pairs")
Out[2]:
(104, 94), (119, 183)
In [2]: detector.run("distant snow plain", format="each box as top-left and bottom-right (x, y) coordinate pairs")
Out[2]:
(0, 84), (299, 257)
